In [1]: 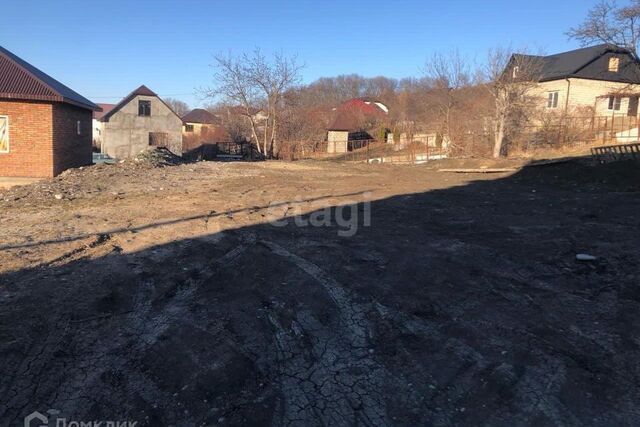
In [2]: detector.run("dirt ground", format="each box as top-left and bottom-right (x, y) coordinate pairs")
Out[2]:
(1, 155), (639, 426)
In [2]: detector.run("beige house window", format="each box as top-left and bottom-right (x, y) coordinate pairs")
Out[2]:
(185, 124), (194, 132)
(0, 116), (8, 153)
(547, 91), (559, 109)
(608, 96), (622, 111)
(609, 57), (620, 72)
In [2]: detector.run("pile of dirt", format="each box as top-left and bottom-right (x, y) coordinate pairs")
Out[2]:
(128, 147), (185, 167)
(0, 148), (187, 206)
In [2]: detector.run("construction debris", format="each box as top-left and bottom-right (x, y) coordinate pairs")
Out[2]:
(129, 147), (186, 167)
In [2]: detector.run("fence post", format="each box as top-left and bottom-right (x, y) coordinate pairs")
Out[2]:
(367, 140), (370, 164)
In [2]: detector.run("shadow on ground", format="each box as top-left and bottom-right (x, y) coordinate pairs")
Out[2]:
(1, 160), (639, 426)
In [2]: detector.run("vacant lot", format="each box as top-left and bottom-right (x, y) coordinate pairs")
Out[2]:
(1, 156), (639, 426)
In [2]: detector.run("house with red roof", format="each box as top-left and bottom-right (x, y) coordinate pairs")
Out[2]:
(327, 98), (389, 153)
(0, 45), (101, 177)
(99, 85), (183, 159)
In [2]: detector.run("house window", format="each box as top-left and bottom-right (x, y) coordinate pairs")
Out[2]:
(139, 100), (151, 116)
(512, 66), (519, 79)
(149, 132), (168, 147)
(185, 124), (194, 132)
(609, 57), (620, 72)
(608, 96), (622, 111)
(547, 91), (559, 109)
(76, 120), (82, 135)
(0, 116), (9, 153)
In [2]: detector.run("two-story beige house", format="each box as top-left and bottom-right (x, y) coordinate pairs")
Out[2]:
(511, 44), (640, 117)
(99, 85), (183, 159)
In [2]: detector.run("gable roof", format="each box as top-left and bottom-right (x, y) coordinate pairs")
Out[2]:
(0, 45), (100, 111)
(93, 103), (116, 120)
(100, 85), (181, 122)
(182, 108), (221, 125)
(512, 44), (640, 83)
(328, 98), (388, 131)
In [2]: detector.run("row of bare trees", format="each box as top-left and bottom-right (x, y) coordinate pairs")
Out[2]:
(197, 0), (640, 159)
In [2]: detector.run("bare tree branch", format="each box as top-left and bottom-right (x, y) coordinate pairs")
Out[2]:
(568, 0), (640, 53)
(204, 50), (302, 158)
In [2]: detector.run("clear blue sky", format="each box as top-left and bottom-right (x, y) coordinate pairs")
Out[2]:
(1, 0), (601, 107)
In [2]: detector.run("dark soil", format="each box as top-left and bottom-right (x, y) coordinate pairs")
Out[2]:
(1, 158), (639, 426)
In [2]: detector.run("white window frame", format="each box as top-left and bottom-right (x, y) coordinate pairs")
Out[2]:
(512, 66), (519, 79)
(608, 96), (622, 111)
(547, 91), (559, 109)
(76, 120), (82, 135)
(609, 57), (620, 72)
(0, 115), (9, 154)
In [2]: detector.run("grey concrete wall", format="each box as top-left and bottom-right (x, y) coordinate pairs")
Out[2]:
(102, 95), (183, 159)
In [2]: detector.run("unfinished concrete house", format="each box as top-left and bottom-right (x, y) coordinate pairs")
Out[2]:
(99, 85), (183, 159)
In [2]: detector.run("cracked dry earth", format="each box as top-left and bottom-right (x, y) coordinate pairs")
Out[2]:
(1, 159), (640, 426)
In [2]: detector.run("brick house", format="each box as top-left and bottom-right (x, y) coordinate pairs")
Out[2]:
(0, 45), (100, 177)
(509, 44), (640, 116)
(99, 85), (183, 159)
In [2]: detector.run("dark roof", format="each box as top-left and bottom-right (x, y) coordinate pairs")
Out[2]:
(130, 85), (157, 97)
(182, 108), (221, 125)
(0, 45), (100, 111)
(93, 103), (116, 120)
(512, 44), (640, 83)
(101, 85), (181, 122)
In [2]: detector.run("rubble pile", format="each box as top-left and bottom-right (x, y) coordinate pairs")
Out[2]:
(128, 147), (185, 167)
(0, 148), (187, 205)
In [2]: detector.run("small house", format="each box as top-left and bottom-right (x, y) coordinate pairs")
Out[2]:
(0, 45), (100, 177)
(327, 99), (388, 153)
(99, 85), (183, 159)
(92, 103), (115, 152)
(509, 44), (640, 116)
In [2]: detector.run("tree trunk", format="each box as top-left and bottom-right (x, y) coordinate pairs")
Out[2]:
(270, 112), (277, 158)
(263, 113), (270, 158)
(248, 117), (261, 155)
(493, 115), (505, 158)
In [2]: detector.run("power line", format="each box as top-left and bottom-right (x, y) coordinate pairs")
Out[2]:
(88, 92), (198, 99)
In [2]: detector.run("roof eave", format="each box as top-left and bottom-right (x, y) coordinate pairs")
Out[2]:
(0, 93), (62, 103)
(62, 97), (102, 111)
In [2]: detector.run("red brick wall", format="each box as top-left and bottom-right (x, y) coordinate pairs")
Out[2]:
(0, 100), (54, 177)
(0, 100), (93, 177)
(52, 103), (93, 176)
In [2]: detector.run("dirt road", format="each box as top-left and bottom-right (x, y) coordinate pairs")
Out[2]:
(1, 158), (639, 426)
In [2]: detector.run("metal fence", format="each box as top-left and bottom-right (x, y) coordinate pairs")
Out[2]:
(285, 139), (447, 163)
(515, 115), (640, 152)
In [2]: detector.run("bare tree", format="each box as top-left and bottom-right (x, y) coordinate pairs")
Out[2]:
(568, 0), (640, 53)
(205, 50), (303, 158)
(164, 98), (190, 117)
(485, 48), (543, 158)
(423, 50), (472, 148)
